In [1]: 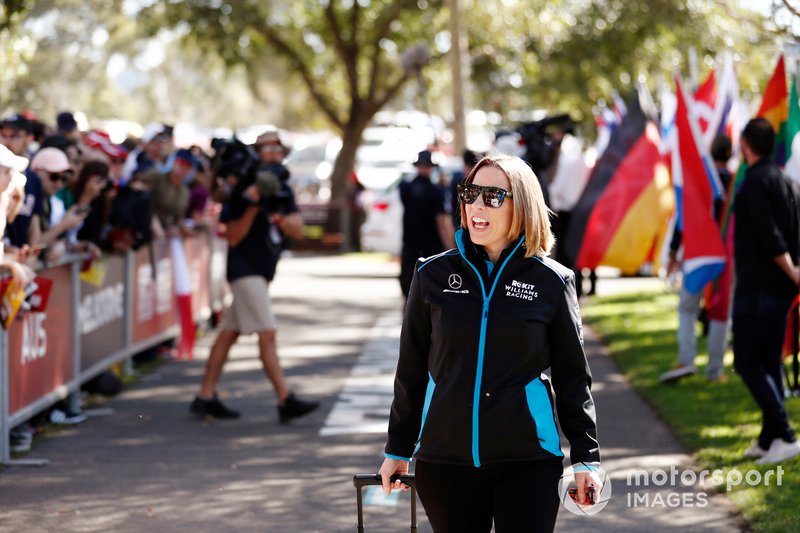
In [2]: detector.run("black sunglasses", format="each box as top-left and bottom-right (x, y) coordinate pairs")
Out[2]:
(48, 172), (71, 183)
(458, 182), (513, 208)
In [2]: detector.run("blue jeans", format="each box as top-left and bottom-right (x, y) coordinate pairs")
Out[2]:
(733, 290), (797, 449)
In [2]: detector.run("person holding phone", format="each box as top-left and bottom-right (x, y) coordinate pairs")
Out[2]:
(379, 154), (601, 532)
(70, 160), (112, 257)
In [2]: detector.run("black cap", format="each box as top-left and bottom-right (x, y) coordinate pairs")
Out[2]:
(56, 111), (78, 132)
(1, 113), (32, 133)
(413, 150), (436, 167)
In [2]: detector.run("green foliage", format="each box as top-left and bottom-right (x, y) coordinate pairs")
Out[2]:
(583, 289), (800, 533)
(0, 0), (33, 32)
(136, 0), (447, 205)
(462, 0), (778, 132)
(137, 0), (441, 128)
(1, 0), (131, 119)
(0, 1), (787, 151)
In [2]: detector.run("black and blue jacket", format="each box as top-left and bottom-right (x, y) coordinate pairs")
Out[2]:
(385, 229), (600, 468)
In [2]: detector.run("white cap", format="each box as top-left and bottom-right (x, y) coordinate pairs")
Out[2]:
(142, 122), (166, 143)
(30, 147), (70, 173)
(0, 144), (29, 172)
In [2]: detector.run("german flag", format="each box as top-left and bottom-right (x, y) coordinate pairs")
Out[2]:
(565, 87), (674, 274)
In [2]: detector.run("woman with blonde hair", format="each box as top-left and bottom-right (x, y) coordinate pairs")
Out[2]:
(378, 154), (601, 532)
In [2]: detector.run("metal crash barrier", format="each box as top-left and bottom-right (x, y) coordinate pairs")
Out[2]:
(0, 231), (229, 465)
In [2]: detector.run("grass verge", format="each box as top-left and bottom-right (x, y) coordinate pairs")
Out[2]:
(583, 288), (800, 533)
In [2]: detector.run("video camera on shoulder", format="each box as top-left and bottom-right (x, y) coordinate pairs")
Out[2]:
(211, 137), (293, 214)
(517, 114), (577, 171)
(518, 114), (576, 147)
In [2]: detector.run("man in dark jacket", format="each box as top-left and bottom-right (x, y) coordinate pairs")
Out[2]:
(733, 118), (800, 464)
(398, 150), (454, 298)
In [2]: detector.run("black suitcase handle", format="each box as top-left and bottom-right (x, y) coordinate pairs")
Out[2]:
(353, 473), (417, 532)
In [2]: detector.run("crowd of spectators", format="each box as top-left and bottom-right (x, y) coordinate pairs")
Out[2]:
(0, 110), (218, 453)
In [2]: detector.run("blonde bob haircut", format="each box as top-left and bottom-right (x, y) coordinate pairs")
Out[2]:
(459, 154), (554, 258)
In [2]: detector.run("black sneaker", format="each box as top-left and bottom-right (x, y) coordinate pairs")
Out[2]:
(277, 393), (319, 424)
(190, 395), (240, 419)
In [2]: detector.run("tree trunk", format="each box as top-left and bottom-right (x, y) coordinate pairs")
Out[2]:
(328, 117), (369, 251)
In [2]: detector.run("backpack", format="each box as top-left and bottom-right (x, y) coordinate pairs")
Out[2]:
(107, 186), (153, 250)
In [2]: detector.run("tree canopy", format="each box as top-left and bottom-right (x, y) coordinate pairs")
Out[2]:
(0, 0), (790, 248)
(0, 1), (789, 173)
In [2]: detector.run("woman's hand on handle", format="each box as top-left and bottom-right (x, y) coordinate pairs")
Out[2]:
(379, 457), (410, 496)
(574, 470), (603, 506)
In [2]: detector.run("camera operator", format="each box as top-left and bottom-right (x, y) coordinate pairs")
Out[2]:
(191, 130), (319, 423)
(519, 114), (576, 208)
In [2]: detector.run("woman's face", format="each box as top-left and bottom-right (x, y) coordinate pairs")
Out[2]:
(86, 174), (107, 199)
(6, 189), (21, 217)
(465, 165), (514, 254)
(258, 143), (284, 163)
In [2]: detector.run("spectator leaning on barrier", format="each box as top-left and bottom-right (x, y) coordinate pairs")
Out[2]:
(733, 118), (800, 465)
(69, 160), (112, 256)
(190, 130), (319, 423)
(40, 134), (83, 209)
(30, 147), (88, 264)
(144, 148), (195, 238)
(5, 160), (44, 257)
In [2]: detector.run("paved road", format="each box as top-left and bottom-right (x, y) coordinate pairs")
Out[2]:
(0, 255), (746, 532)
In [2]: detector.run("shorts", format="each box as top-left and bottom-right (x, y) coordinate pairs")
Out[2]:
(220, 276), (277, 334)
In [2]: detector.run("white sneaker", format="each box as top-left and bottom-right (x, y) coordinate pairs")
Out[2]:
(755, 439), (800, 465)
(659, 364), (697, 384)
(743, 441), (767, 459)
(49, 408), (88, 426)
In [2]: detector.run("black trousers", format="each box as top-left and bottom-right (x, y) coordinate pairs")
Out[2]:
(399, 249), (417, 298)
(733, 289), (798, 450)
(414, 458), (563, 533)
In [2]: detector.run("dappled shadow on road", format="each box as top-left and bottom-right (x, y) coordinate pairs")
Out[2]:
(0, 286), (414, 532)
(554, 331), (746, 533)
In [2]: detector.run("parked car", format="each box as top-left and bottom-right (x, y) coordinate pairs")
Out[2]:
(358, 178), (404, 256)
(359, 153), (461, 256)
(355, 126), (428, 190)
(284, 136), (341, 202)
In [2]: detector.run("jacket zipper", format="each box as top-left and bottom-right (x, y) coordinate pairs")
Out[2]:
(461, 237), (525, 467)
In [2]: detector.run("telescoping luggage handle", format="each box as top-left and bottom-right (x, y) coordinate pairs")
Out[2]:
(353, 473), (417, 532)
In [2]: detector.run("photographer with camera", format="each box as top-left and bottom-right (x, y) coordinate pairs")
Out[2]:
(191, 130), (319, 423)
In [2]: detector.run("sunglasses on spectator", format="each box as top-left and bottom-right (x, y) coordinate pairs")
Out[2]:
(259, 144), (284, 153)
(48, 171), (72, 183)
(458, 182), (513, 208)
